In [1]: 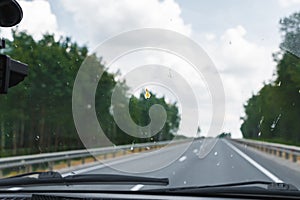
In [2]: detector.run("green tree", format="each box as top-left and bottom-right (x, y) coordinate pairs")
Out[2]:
(0, 30), (181, 156)
(241, 11), (300, 145)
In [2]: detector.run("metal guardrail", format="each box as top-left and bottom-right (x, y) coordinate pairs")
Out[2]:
(0, 140), (188, 176)
(233, 139), (300, 163)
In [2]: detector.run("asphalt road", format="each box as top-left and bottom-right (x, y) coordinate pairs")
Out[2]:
(63, 139), (300, 191)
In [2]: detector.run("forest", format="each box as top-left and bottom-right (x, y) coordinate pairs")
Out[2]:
(0, 30), (180, 157)
(241, 12), (300, 146)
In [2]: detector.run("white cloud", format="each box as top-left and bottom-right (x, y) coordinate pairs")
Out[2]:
(59, 0), (191, 47)
(0, 0), (60, 40)
(278, 0), (300, 7)
(202, 25), (277, 137)
(205, 33), (215, 41)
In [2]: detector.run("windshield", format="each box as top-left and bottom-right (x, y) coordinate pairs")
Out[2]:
(0, 0), (300, 194)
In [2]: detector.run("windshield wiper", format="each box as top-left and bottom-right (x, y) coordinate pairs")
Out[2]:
(145, 181), (299, 196)
(0, 171), (169, 187)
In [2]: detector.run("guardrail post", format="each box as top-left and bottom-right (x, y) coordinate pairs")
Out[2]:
(260, 146), (264, 151)
(25, 165), (32, 173)
(285, 152), (289, 160)
(48, 161), (54, 171)
(67, 159), (71, 167)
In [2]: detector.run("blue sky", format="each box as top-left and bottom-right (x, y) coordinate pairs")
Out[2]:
(177, 0), (299, 44)
(1, 0), (300, 138)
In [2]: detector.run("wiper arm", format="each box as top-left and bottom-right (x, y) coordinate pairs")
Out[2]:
(187, 181), (298, 191)
(0, 171), (169, 187)
(146, 181), (299, 193)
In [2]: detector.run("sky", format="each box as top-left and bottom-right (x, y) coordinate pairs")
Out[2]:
(1, 0), (300, 138)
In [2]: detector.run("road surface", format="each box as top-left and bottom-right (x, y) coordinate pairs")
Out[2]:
(63, 139), (300, 191)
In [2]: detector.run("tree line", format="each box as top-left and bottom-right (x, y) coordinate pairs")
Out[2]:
(241, 12), (300, 146)
(0, 30), (180, 157)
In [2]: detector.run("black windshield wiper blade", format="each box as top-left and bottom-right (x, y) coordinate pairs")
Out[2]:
(0, 171), (169, 187)
(146, 181), (299, 193)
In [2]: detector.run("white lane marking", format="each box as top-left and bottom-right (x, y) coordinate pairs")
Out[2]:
(130, 184), (144, 191)
(179, 156), (187, 162)
(7, 187), (23, 191)
(223, 140), (283, 183)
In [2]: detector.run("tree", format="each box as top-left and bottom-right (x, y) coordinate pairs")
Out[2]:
(0, 30), (181, 156)
(241, 11), (300, 145)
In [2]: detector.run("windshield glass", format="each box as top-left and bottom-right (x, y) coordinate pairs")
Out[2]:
(0, 0), (300, 193)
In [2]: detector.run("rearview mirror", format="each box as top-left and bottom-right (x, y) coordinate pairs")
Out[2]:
(0, 53), (28, 94)
(0, 0), (23, 27)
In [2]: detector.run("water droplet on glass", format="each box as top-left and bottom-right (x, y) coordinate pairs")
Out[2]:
(86, 104), (92, 109)
(183, 181), (187, 184)
(216, 162), (220, 166)
(270, 124), (275, 129)
(277, 81), (281, 87)
(259, 116), (264, 126)
(35, 136), (40, 141)
(146, 146), (150, 150)
(270, 114), (281, 130)
(258, 132), (261, 137)
(66, 82), (70, 86)
(172, 171), (176, 175)
(214, 152), (218, 156)
(130, 142), (134, 151)
(230, 154), (233, 158)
